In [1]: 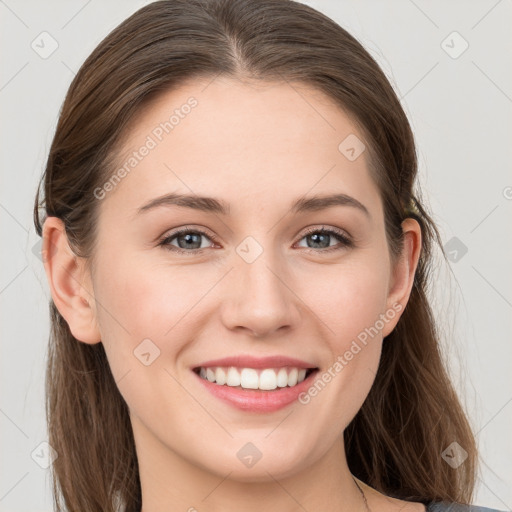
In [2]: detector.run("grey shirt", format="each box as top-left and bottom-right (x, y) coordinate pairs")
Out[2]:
(426, 502), (505, 512)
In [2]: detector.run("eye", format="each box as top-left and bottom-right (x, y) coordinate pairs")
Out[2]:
(295, 226), (354, 253)
(158, 225), (354, 255)
(158, 227), (217, 255)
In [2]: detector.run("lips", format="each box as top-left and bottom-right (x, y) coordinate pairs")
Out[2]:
(193, 368), (319, 412)
(192, 354), (317, 370)
(191, 354), (319, 412)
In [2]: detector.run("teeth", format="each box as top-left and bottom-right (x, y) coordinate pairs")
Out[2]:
(215, 367), (227, 385)
(259, 369), (277, 390)
(276, 368), (288, 387)
(226, 367), (241, 387)
(288, 368), (298, 386)
(197, 366), (312, 390)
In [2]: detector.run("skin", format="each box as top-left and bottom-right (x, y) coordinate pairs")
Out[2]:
(43, 76), (424, 512)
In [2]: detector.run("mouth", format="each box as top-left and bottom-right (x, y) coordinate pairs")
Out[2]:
(192, 365), (320, 412)
(192, 366), (319, 391)
(190, 355), (320, 412)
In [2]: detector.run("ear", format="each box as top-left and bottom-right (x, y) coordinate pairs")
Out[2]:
(41, 216), (101, 344)
(381, 217), (422, 338)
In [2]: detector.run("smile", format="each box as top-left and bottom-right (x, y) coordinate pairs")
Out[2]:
(194, 366), (316, 390)
(192, 362), (320, 412)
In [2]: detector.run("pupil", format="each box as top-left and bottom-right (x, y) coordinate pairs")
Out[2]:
(310, 233), (329, 248)
(178, 233), (201, 249)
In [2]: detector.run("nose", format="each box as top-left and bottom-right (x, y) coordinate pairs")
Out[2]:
(219, 247), (302, 338)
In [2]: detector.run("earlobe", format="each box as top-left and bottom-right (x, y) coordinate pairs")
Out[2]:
(382, 218), (422, 337)
(41, 216), (101, 344)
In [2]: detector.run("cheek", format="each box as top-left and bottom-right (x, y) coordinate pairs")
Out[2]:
(91, 257), (173, 374)
(91, 251), (219, 374)
(94, 249), (195, 332)
(294, 260), (388, 417)
(90, 256), (203, 421)
(296, 258), (389, 346)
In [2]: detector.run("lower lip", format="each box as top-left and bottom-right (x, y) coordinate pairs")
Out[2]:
(193, 370), (318, 413)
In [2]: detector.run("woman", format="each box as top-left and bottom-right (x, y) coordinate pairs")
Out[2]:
(33, 0), (504, 511)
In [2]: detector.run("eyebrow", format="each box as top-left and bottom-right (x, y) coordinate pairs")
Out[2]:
(136, 192), (370, 218)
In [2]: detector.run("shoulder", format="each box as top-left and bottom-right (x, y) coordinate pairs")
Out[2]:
(427, 502), (507, 512)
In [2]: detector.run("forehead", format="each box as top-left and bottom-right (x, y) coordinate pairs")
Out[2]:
(101, 76), (381, 221)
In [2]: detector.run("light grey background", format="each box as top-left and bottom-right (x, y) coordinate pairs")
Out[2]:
(1, 1), (511, 511)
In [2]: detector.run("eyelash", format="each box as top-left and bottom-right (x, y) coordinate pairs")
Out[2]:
(157, 225), (354, 255)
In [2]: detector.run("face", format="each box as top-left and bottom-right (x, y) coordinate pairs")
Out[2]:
(56, 76), (418, 483)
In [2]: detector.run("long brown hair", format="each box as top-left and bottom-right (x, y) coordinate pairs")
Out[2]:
(33, 0), (478, 510)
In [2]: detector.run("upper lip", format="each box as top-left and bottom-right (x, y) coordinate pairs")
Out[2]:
(193, 355), (318, 370)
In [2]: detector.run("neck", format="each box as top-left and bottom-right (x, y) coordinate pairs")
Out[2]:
(134, 417), (367, 512)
